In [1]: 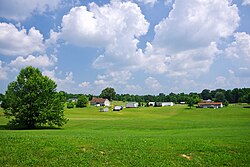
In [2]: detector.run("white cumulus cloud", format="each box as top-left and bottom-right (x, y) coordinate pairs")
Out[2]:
(242, 0), (250, 5)
(9, 55), (57, 68)
(0, 0), (61, 21)
(137, 0), (158, 6)
(145, 0), (239, 76)
(42, 69), (75, 92)
(225, 32), (250, 78)
(60, 1), (149, 70)
(145, 77), (162, 90)
(0, 61), (9, 80)
(0, 23), (45, 56)
(79, 82), (90, 88)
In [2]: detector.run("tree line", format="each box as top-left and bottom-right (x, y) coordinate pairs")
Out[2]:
(54, 87), (250, 106)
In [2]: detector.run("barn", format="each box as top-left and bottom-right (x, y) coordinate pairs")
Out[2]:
(90, 98), (110, 106)
(197, 102), (223, 108)
(126, 102), (139, 108)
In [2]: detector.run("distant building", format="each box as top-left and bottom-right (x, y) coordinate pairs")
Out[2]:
(148, 102), (155, 106)
(90, 98), (110, 106)
(67, 98), (78, 102)
(126, 102), (139, 108)
(155, 102), (174, 107)
(161, 102), (174, 106)
(202, 99), (213, 103)
(197, 102), (223, 108)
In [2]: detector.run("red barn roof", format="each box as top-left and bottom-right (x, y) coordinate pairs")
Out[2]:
(90, 98), (107, 103)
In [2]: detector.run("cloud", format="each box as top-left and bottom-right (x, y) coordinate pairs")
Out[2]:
(60, 1), (149, 70)
(9, 55), (57, 68)
(0, 0), (61, 21)
(242, 0), (250, 5)
(94, 70), (132, 86)
(0, 23), (45, 56)
(145, 77), (162, 90)
(145, 0), (239, 76)
(137, 0), (157, 6)
(79, 82), (90, 88)
(42, 69), (75, 92)
(0, 61), (8, 80)
(225, 32), (250, 78)
(154, 0), (239, 53)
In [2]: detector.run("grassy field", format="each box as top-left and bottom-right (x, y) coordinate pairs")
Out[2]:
(0, 105), (250, 166)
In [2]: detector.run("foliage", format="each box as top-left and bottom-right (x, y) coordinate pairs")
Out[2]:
(53, 88), (249, 105)
(0, 93), (4, 103)
(187, 97), (195, 108)
(215, 92), (225, 102)
(2, 66), (68, 128)
(100, 87), (116, 101)
(76, 95), (88, 108)
(67, 101), (75, 109)
(223, 100), (229, 107)
(201, 89), (212, 100)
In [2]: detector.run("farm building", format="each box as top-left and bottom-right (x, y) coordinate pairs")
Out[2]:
(90, 98), (110, 106)
(148, 102), (155, 106)
(155, 102), (174, 107)
(126, 102), (139, 108)
(149, 102), (174, 107)
(197, 102), (223, 108)
(161, 102), (174, 106)
(67, 98), (78, 102)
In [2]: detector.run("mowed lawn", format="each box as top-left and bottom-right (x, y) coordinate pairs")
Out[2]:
(0, 105), (250, 166)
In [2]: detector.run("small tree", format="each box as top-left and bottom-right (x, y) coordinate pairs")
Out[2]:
(76, 95), (88, 108)
(100, 87), (116, 101)
(187, 97), (195, 108)
(67, 100), (75, 109)
(223, 100), (229, 107)
(2, 66), (68, 129)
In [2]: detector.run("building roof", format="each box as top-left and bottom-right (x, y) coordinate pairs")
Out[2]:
(90, 98), (107, 103)
(198, 102), (222, 105)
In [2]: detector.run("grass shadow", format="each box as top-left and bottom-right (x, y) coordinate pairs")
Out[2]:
(0, 124), (62, 130)
(0, 124), (9, 130)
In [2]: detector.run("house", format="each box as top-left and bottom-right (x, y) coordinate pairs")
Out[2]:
(197, 102), (223, 108)
(155, 102), (174, 107)
(90, 98), (110, 106)
(126, 102), (139, 108)
(161, 102), (174, 106)
(202, 99), (213, 103)
(67, 98), (78, 102)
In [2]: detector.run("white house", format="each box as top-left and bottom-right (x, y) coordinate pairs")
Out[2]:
(161, 102), (174, 106)
(126, 102), (139, 108)
(90, 98), (110, 106)
(155, 102), (174, 107)
(198, 102), (223, 108)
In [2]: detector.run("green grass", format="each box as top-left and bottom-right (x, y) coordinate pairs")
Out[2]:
(0, 105), (250, 166)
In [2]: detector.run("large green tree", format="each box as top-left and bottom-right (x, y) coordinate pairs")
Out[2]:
(215, 92), (225, 102)
(2, 66), (68, 129)
(76, 95), (88, 108)
(100, 87), (116, 101)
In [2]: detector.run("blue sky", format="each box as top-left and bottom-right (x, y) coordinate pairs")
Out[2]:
(0, 0), (250, 95)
